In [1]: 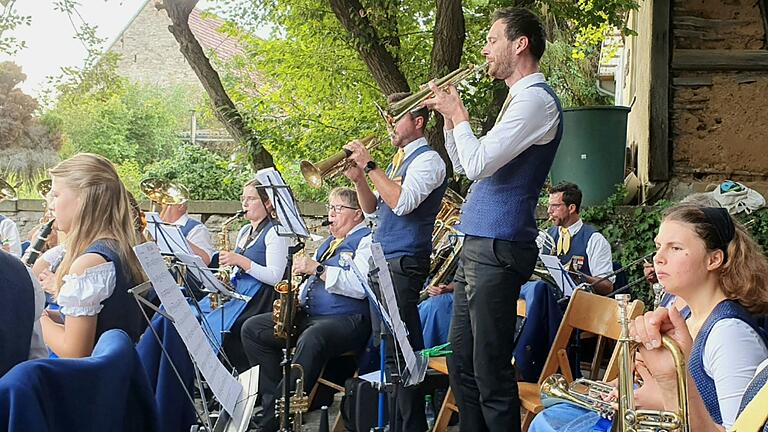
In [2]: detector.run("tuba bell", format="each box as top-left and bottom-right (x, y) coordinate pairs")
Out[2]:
(140, 177), (189, 213)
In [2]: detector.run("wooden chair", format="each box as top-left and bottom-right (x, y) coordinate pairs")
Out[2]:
(430, 299), (527, 432)
(307, 351), (358, 432)
(518, 289), (645, 430)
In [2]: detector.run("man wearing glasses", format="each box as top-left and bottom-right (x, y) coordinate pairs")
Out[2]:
(344, 92), (447, 431)
(541, 182), (614, 295)
(240, 187), (372, 432)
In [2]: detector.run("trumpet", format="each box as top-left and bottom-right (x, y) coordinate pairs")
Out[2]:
(376, 62), (489, 128)
(300, 135), (384, 189)
(540, 294), (690, 431)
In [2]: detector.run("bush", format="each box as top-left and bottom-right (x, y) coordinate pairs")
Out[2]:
(143, 143), (252, 200)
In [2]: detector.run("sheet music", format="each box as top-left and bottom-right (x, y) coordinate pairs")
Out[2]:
(145, 212), (192, 254)
(173, 252), (251, 302)
(369, 243), (419, 377)
(539, 254), (578, 297)
(134, 243), (243, 422)
(254, 168), (309, 238)
(343, 254), (393, 332)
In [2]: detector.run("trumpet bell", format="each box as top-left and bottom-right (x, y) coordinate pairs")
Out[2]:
(300, 161), (323, 189)
(140, 177), (189, 205)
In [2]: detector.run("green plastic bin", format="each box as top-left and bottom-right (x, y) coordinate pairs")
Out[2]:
(550, 106), (631, 207)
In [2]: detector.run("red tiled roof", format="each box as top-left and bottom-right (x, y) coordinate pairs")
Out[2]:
(188, 8), (244, 62)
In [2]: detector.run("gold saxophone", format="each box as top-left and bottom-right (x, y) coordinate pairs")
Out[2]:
(273, 273), (304, 339)
(211, 210), (245, 309)
(540, 294), (690, 432)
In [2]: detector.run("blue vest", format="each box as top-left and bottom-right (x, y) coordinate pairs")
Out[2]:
(545, 224), (597, 276)
(0, 251), (34, 376)
(85, 240), (144, 343)
(179, 217), (202, 237)
(374, 144), (447, 260)
(689, 300), (768, 424)
(301, 227), (371, 317)
(231, 221), (275, 294)
(458, 82), (563, 242)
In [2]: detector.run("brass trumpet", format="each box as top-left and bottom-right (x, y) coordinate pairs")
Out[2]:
(376, 62), (489, 128)
(540, 294), (690, 431)
(300, 135), (384, 189)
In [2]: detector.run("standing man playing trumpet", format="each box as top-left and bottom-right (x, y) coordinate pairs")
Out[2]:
(345, 92), (447, 432)
(424, 7), (562, 431)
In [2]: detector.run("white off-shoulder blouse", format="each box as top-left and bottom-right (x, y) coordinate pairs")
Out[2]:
(56, 262), (117, 317)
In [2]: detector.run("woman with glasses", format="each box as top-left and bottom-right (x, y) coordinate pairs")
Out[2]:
(240, 187), (372, 432)
(217, 178), (289, 371)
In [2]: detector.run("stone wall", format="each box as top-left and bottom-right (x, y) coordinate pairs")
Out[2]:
(669, 0), (768, 198)
(1, 200), (330, 254)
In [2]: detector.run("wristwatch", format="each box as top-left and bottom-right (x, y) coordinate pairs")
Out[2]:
(364, 160), (377, 174)
(315, 264), (326, 276)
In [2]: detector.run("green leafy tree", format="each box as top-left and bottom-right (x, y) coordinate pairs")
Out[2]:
(0, 0), (30, 55)
(143, 142), (252, 200)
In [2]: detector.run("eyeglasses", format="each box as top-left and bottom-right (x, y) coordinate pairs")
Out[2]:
(240, 196), (260, 204)
(326, 204), (358, 213)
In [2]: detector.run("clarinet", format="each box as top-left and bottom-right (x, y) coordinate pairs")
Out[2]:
(22, 219), (55, 266)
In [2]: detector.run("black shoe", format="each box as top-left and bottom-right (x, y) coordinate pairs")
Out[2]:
(252, 416), (278, 432)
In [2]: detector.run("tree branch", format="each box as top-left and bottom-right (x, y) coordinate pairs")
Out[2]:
(160, 0), (274, 169)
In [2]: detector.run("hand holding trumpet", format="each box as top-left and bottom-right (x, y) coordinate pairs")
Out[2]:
(422, 81), (469, 126)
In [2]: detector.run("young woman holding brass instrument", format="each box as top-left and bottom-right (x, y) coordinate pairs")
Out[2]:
(216, 178), (289, 371)
(40, 153), (146, 358)
(530, 204), (768, 431)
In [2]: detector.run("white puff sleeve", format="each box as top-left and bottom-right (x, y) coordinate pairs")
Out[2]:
(57, 262), (117, 317)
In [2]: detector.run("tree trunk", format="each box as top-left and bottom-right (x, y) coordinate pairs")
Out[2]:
(159, 0), (274, 170)
(327, 0), (410, 95)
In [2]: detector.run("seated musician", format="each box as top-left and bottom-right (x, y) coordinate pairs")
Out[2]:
(0, 250), (47, 376)
(216, 178), (289, 371)
(240, 187), (372, 432)
(40, 153), (147, 358)
(160, 201), (214, 266)
(530, 204), (768, 431)
(541, 182), (614, 295)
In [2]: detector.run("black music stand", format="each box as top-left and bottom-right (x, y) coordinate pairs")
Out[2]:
(253, 168), (309, 432)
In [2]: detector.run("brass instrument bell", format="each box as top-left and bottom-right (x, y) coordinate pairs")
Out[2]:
(300, 135), (383, 189)
(140, 177), (190, 206)
(0, 178), (18, 203)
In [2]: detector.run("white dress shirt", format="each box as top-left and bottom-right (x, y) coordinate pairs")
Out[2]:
(444, 73), (560, 180)
(561, 219), (614, 282)
(389, 137), (446, 216)
(172, 214), (215, 257)
(233, 223), (289, 287)
(298, 223), (372, 304)
(703, 318), (768, 428)
(0, 216), (22, 257)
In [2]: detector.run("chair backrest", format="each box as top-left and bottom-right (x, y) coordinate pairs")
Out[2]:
(536, 288), (645, 385)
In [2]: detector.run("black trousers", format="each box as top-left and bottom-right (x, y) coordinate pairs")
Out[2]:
(374, 255), (429, 432)
(448, 236), (537, 432)
(240, 310), (371, 429)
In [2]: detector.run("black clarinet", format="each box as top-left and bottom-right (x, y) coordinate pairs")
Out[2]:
(22, 219), (55, 266)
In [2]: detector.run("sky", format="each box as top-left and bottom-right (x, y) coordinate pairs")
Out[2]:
(0, 0), (218, 97)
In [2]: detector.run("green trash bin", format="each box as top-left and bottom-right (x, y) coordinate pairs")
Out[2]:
(550, 106), (630, 207)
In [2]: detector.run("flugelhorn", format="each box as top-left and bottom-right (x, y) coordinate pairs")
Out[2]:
(376, 62), (489, 128)
(300, 135), (384, 189)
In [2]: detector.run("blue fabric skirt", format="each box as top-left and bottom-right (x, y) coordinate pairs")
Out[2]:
(529, 403), (611, 432)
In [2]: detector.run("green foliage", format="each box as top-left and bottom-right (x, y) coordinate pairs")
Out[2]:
(143, 143), (252, 201)
(738, 209), (768, 256)
(581, 188), (671, 305)
(0, 0), (31, 55)
(540, 39), (612, 108)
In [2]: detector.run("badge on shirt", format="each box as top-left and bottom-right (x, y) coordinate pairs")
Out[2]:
(339, 252), (353, 269)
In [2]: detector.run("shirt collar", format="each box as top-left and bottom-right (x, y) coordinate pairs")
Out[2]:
(401, 137), (428, 159)
(171, 214), (189, 226)
(563, 218), (583, 236)
(508, 72), (545, 99)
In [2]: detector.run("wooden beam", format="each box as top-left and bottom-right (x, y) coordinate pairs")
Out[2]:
(649, 0), (671, 181)
(672, 49), (768, 71)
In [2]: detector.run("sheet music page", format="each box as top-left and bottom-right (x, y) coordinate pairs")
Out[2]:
(344, 255), (393, 332)
(370, 243), (418, 376)
(134, 243), (243, 422)
(254, 168), (309, 238)
(145, 212), (192, 254)
(538, 254), (577, 296)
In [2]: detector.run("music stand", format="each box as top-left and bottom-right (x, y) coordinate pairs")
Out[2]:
(253, 168), (309, 432)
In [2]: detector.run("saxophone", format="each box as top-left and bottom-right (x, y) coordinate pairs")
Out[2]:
(273, 273), (305, 339)
(212, 210), (245, 308)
